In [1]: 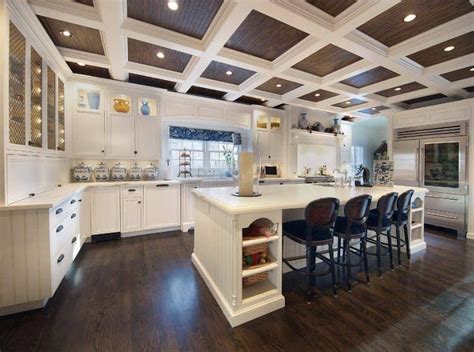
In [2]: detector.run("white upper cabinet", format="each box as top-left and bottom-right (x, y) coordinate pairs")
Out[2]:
(74, 111), (106, 157)
(135, 114), (159, 159)
(108, 113), (135, 158)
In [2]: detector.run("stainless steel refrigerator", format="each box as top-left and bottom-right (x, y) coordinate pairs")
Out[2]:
(393, 122), (469, 239)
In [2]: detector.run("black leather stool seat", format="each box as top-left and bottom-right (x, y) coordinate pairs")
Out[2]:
(392, 210), (408, 223)
(368, 209), (392, 228)
(335, 216), (365, 235)
(283, 220), (332, 243)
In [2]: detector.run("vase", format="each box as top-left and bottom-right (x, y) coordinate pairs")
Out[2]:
(87, 91), (100, 110)
(113, 98), (130, 113)
(141, 100), (150, 115)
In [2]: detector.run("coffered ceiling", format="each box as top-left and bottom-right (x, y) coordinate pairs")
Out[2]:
(26, 0), (474, 119)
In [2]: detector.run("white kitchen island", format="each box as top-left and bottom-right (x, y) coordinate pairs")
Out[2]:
(192, 184), (428, 327)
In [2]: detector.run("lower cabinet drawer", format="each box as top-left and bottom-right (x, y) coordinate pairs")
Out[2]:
(50, 244), (73, 295)
(50, 215), (73, 260)
(71, 233), (81, 260)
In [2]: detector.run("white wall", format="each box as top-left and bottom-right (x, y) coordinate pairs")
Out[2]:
(296, 144), (337, 175)
(352, 117), (388, 176)
(288, 105), (340, 130)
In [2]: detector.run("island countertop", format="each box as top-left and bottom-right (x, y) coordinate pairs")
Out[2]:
(193, 184), (428, 215)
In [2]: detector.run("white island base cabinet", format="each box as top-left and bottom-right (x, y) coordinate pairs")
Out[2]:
(91, 186), (121, 235)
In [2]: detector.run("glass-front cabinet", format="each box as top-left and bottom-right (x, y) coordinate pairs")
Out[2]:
(421, 137), (467, 194)
(8, 21), (66, 153)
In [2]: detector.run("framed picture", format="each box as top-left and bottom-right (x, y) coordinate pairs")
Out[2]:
(256, 115), (268, 130)
(137, 97), (157, 117)
(77, 88), (102, 113)
(373, 160), (394, 187)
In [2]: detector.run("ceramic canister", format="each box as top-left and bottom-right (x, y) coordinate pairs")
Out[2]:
(111, 163), (127, 181)
(129, 163), (142, 180)
(73, 162), (92, 182)
(143, 163), (159, 180)
(94, 162), (110, 181)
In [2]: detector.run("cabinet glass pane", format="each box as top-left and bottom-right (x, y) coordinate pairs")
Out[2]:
(57, 79), (65, 151)
(424, 142), (459, 188)
(47, 66), (56, 150)
(30, 48), (42, 148)
(9, 22), (26, 145)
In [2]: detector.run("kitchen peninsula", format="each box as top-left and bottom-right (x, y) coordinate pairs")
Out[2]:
(192, 184), (428, 327)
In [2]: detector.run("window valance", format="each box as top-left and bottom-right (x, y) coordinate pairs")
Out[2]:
(169, 126), (234, 142)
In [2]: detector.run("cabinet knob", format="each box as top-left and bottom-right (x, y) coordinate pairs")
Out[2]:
(138, 201), (142, 204)
(57, 254), (65, 263)
(134, 151), (138, 155)
(71, 236), (77, 244)
(29, 193), (35, 197)
(70, 199), (76, 204)
(71, 213), (77, 219)
(101, 150), (105, 153)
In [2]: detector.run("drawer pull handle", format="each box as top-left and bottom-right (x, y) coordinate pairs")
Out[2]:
(56, 225), (64, 233)
(156, 184), (169, 187)
(71, 236), (77, 244)
(70, 199), (76, 204)
(78, 199), (82, 202)
(57, 254), (65, 263)
(128, 189), (136, 192)
(56, 208), (63, 215)
(71, 213), (77, 219)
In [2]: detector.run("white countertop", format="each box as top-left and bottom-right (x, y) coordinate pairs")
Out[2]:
(193, 184), (429, 215)
(0, 180), (181, 211)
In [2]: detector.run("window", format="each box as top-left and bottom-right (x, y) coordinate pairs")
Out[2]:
(168, 126), (238, 177)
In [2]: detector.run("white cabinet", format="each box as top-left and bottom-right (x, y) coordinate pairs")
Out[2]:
(121, 197), (142, 233)
(108, 113), (135, 158)
(135, 115), (159, 159)
(78, 190), (91, 240)
(91, 186), (120, 235)
(256, 130), (282, 162)
(143, 184), (180, 230)
(181, 182), (199, 231)
(74, 111), (106, 157)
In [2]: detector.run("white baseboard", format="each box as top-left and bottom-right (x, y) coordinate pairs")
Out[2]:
(0, 299), (47, 317)
(121, 226), (181, 238)
(181, 221), (194, 232)
(467, 232), (474, 240)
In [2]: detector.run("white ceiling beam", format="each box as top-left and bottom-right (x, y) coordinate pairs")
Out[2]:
(95, 0), (128, 80)
(175, 1), (253, 93)
(423, 54), (474, 77)
(58, 47), (110, 68)
(385, 88), (438, 104)
(124, 61), (185, 83)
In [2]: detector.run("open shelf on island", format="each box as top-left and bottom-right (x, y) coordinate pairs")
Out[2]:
(242, 280), (278, 302)
(242, 255), (277, 277)
(411, 223), (422, 229)
(411, 208), (423, 213)
(242, 235), (279, 247)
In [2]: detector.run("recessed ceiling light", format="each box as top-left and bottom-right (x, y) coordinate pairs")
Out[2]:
(470, 67), (474, 71)
(444, 46), (455, 52)
(60, 30), (72, 37)
(226, 70), (232, 76)
(276, 83), (282, 88)
(77, 62), (86, 66)
(394, 87), (402, 91)
(168, 0), (178, 11)
(345, 101), (351, 104)
(403, 14), (416, 22)
(314, 93), (321, 97)
(156, 51), (165, 59)
(372, 107), (377, 110)
(260, 98), (266, 102)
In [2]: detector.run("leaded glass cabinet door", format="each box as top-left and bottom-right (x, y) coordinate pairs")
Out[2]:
(9, 22), (26, 145)
(47, 66), (56, 150)
(57, 79), (65, 151)
(30, 47), (43, 148)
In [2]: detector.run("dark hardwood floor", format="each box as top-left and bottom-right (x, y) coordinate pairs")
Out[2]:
(1, 227), (473, 352)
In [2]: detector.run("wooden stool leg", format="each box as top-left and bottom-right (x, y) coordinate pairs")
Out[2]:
(395, 225), (402, 265)
(337, 236), (341, 263)
(345, 239), (352, 292)
(404, 224), (411, 260)
(362, 238), (370, 283)
(387, 229), (394, 271)
(376, 232), (382, 277)
(306, 247), (312, 302)
(328, 243), (337, 297)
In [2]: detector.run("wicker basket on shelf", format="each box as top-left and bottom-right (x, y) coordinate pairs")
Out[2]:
(243, 272), (268, 287)
(242, 242), (268, 257)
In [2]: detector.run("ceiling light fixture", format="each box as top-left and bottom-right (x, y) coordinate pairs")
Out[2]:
(314, 93), (321, 97)
(394, 87), (402, 91)
(225, 70), (232, 75)
(77, 62), (86, 66)
(260, 98), (266, 102)
(403, 14), (416, 22)
(470, 67), (474, 71)
(156, 51), (165, 59)
(444, 46), (455, 52)
(60, 30), (72, 37)
(372, 107), (377, 110)
(345, 101), (351, 104)
(276, 83), (282, 88)
(168, 0), (179, 11)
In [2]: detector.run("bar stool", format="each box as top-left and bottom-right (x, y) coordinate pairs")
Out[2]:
(334, 194), (372, 292)
(392, 189), (414, 265)
(282, 197), (340, 301)
(366, 192), (398, 277)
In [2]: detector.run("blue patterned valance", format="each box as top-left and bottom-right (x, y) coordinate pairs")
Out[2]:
(169, 126), (233, 142)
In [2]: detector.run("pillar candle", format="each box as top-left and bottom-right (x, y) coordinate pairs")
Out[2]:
(239, 152), (254, 196)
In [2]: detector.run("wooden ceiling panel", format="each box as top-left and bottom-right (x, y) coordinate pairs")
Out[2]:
(358, 0), (473, 47)
(127, 0), (223, 40)
(299, 89), (338, 103)
(74, 0), (94, 6)
(407, 32), (474, 67)
(256, 77), (303, 95)
(128, 73), (176, 90)
(440, 66), (474, 82)
(332, 98), (366, 108)
(234, 96), (266, 105)
(201, 61), (256, 85)
(127, 38), (192, 73)
(375, 82), (426, 98)
(305, 0), (356, 17)
(292, 44), (362, 77)
(340, 66), (399, 88)
(188, 86), (227, 100)
(359, 106), (390, 115)
(38, 16), (104, 55)
(225, 10), (309, 61)
(67, 61), (110, 79)
(403, 93), (447, 105)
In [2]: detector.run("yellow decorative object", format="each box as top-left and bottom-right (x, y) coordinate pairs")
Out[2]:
(113, 98), (130, 113)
